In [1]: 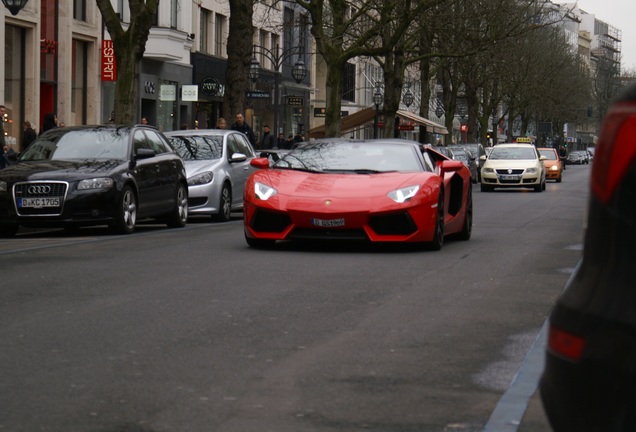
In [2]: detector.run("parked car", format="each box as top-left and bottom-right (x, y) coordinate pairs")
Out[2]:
(0, 125), (188, 236)
(165, 129), (256, 222)
(566, 151), (586, 165)
(540, 82), (636, 431)
(538, 147), (563, 183)
(448, 148), (478, 184)
(430, 145), (455, 159)
(243, 139), (473, 250)
(451, 143), (486, 181)
(480, 143), (546, 192)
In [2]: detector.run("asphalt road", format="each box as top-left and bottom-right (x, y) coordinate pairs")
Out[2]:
(0, 164), (590, 432)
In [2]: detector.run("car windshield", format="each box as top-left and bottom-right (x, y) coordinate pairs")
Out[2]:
(488, 147), (537, 160)
(18, 129), (129, 161)
(168, 135), (223, 161)
(453, 150), (471, 162)
(273, 141), (425, 173)
(539, 149), (557, 159)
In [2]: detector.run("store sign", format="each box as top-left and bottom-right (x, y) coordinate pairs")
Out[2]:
(247, 91), (270, 99)
(101, 40), (116, 82)
(200, 77), (223, 97)
(313, 108), (349, 118)
(182, 85), (198, 102)
(287, 97), (304, 106)
(160, 84), (176, 101)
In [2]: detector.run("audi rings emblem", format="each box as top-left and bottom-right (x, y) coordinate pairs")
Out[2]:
(28, 185), (51, 195)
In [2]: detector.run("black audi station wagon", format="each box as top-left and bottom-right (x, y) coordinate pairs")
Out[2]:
(0, 125), (189, 236)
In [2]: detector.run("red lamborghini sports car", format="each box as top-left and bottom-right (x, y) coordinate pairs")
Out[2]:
(243, 139), (472, 250)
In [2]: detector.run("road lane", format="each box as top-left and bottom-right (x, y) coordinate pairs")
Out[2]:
(0, 165), (590, 432)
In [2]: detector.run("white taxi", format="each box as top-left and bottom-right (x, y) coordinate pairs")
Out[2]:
(480, 143), (546, 192)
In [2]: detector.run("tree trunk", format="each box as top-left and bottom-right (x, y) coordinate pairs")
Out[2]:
(324, 62), (345, 138)
(225, 0), (254, 120)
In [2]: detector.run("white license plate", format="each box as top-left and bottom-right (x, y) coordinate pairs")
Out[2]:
(19, 197), (61, 208)
(311, 218), (345, 228)
(499, 175), (520, 181)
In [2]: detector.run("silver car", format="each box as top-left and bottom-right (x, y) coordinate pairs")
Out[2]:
(165, 129), (256, 221)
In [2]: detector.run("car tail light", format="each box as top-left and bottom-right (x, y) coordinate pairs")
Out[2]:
(592, 100), (636, 204)
(547, 325), (586, 361)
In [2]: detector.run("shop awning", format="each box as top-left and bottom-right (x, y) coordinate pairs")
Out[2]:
(396, 110), (449, 135)
(307, 107), (449, 139)
(307, 107), (376, 139)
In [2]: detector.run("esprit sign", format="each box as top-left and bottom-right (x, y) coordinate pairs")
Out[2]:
(101, 40), (116, 82)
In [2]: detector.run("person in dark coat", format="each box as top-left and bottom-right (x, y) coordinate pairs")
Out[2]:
(559, 144), (567, 171)
(41, 113), (58, 134)
(260, 125), (276, 150)
(22, 121), (37, 151)
(230, 113), (256, 148)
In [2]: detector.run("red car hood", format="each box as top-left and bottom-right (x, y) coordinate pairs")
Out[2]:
(253, 169), (432, 198)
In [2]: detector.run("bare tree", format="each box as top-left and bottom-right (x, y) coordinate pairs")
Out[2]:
(96, 0), (158, 125)
(294, 0), (389, 137)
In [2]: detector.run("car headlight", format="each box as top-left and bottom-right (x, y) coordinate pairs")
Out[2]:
(549, 165), (559, 171)
(255, 181), (277, 200)
(388, 185), (420, 203)
(78, 177), (114, 190)
(188, 171), (213, 186)
(482, 167), (495, 173)
(0, 181), (6, 192)
(526, 167), (538, 174)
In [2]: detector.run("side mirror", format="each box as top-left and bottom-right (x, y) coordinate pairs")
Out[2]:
(135, 148), (156, 160)
(230, 152), (247, 163)
(250, 157), (270, 169)
(440, 159), (465, 173)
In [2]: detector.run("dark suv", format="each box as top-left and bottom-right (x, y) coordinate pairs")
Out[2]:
(540, 84), (636, 430)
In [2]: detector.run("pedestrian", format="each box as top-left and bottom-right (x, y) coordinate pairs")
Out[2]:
(141, 117), (149, 125)
(286, 134), (294, 148)
(260, 124), (276, 150)
(230, 113), (256, 148)
(216, 117), (227, 129)
(277, 133), (286, 149)
(0, 105), (6, 169)
(22, 121), (37, 151)
(41, 113), (58, 134)
(2, 144), (15, 167)
(559, 144), (567, 171)
(293, 133), (304, 144)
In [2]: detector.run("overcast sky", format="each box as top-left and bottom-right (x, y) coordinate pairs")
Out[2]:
(557, 0), (636, 70)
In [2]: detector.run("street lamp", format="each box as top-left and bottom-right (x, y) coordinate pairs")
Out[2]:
(249, 45), (307, 138)
(373, 84), (383, 139)
(1, 0), (29, 15)
(403, 89), (414, 108)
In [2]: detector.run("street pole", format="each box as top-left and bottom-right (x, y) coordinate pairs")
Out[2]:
(250, 45), (306, 140)
(273, 62), (280, 137)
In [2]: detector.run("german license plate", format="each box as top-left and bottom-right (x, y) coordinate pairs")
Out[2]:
(18, 197), (61, 208)
(499, 175), (520, 181)
(311, 218), (345, 227)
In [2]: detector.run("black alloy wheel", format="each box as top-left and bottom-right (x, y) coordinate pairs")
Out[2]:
(427, 190), (445, 251)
